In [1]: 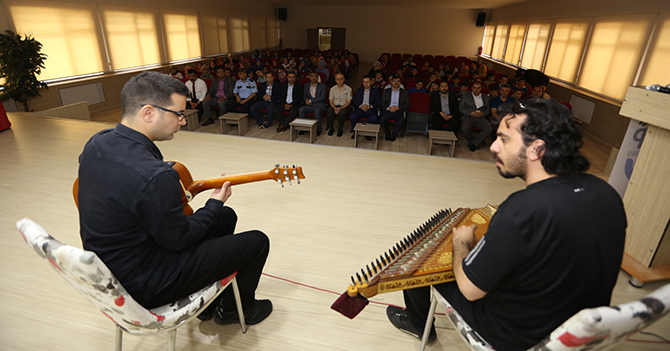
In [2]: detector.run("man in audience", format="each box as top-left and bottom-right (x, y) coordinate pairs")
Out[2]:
(387, 98), (625, 350)
(226, 69), (257, 114)
(349, 75), (380, 138)
(459, 81), (491, 152)
(408, 80), (427, 93)
(275, 72), (304, 133)
(299, 71), (328, 135)
(498, 75), (509, 86)
(250, 71), (281, 128)
(202, 67), (235, 126)
(430, 81), (460, 133)
(512, 77), (528, 98)
(380, 75), (410, 142)
(325, 73), (353, 137)
(185, 69), (208, 124)
(512, 90), (524, 101)
(531, 85), (545, 99)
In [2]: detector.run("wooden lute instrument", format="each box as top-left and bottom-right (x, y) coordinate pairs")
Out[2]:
(73, 161), (306, 216)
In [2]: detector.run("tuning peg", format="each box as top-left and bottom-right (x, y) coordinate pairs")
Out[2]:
(351, 276), (356, 285)
(285, 176), (292, 185)
(356, 272), (362, 284)
(366, 264), (372, 277)
(277, 179), (284, 188)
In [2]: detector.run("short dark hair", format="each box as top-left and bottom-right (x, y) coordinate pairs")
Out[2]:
(121, 71), (189, 119)
(187, 69), (197, 75)
(500, 84), (511, 89)
(416, 79), (424, 84)
(500, 74), (508, 80)
(391, 75), (402, 81)
(498, 99), (589, 175)
(489, 84), (499, 91)
(362, 75), (371, 80)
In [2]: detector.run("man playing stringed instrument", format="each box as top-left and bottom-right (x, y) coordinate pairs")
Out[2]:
(77, 72), (272, 325)
(387, 99), (626, 350)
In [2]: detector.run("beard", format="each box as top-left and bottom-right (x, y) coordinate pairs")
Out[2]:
(495, 145), (527, 180)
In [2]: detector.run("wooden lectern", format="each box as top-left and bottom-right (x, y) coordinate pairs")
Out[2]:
(618, 86), (670, 287)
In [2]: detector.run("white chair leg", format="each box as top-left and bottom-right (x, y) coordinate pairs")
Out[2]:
(167, 329), (177, 351)
(232, 277), (247, 334)
(420, 289), (439, 351)
(115, 325), (123, 351)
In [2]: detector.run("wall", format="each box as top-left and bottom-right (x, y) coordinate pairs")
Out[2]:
(279, 5), (486, 62)
(490, 0), (670, 21)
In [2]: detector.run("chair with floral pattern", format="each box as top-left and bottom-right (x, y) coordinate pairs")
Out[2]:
(17, 217), (246, 351)
(420, 282), (670, 351)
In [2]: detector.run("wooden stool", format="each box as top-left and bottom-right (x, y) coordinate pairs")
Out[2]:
(289, 118), (318, 143)
(218, 112), (248, 136)
(428, 130), (458, 157)
(182, 109), (199, 131)
(353, 123), (381, 150)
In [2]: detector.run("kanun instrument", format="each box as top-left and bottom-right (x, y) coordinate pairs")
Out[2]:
(73, 161), (305, 216)
(331, 205), (496, 319)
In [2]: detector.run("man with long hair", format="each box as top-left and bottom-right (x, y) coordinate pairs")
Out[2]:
(387, 99), (626, 350)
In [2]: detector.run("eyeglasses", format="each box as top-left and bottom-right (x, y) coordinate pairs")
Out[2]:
(141, 104), (185, 121)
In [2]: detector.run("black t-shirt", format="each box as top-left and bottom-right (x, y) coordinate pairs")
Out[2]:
(463, 174), (626, 350)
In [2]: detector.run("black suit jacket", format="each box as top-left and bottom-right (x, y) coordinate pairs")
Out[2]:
(207, 76), (235, 100)
(278, 82), (304, 106)
(430, 91), (460, 119)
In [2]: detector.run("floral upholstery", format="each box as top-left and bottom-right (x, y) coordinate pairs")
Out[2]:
(16, 218), (235, 335)
(426, 282), (670, 351)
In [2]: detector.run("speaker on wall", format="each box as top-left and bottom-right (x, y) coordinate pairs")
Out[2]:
(278, 7), (288, 21)
(476, 12), (486, 27)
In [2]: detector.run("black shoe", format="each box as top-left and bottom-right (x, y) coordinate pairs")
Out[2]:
(328, 129), (334, 136)
(386, 306), (436, 343)
(202, 119), (215, 126)
(263, 122), (272, 128)
(317, 130), (322, 136)
(468, 142), (478, 152)
(390, 134), (396, 142)
(214, 299), (273, 326)
(350, 133), (355, 139)
(197, 303), (217, 321)
(385, 134), (390, 141)
(337, 130), (343, 137)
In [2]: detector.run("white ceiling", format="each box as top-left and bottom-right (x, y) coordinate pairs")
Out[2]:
(256, 0), (532, 9)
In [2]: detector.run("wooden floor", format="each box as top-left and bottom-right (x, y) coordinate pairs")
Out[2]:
(0, 113), (668, 351)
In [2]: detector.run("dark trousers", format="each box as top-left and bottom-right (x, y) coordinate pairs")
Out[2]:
(146, 207), (269, 313)
(325, 106), (350, 132)
(432, 113), (461, 133)
(349, 108), (378, 131)
(274, 104), (301, 128)
(226, 98), (256, 114)
(380, 109), (406, 136)
(461, 116), (492, 147)
(250, 100), (276, 126)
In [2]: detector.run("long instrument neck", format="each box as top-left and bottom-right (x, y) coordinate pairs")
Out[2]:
(187, 170), (274, 198)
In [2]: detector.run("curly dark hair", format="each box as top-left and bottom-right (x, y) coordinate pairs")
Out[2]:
(497, 98), (590, 175)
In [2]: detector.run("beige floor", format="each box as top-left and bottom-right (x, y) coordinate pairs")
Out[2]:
(0, 113), (668, 350)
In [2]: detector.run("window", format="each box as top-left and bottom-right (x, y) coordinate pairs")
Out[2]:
(250, 16), (267, 49)
(229, 15), (250, 53)
(267, 18), (279, 48)
(102, 9), (161, 70)
(482, 25), (495, 56)
(491, 24), (508, 60)
(639, 14), (670, 87)
(163, 13), (201, 62)
(8, 1), (104, 81)
(580, 15), (652, 100)
(544, 21), (589, 83)
(202, 13), (229, 56)
(504, 23), (526, 65)
(520, 22), (551, 70)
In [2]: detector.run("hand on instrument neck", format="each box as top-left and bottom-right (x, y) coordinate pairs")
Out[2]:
(210, 179), (232, 204)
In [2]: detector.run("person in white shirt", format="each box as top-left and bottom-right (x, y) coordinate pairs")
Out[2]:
(184, 69), (208, 122)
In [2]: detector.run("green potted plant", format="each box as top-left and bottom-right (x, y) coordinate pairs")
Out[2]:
(0, 30), (48, 112)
